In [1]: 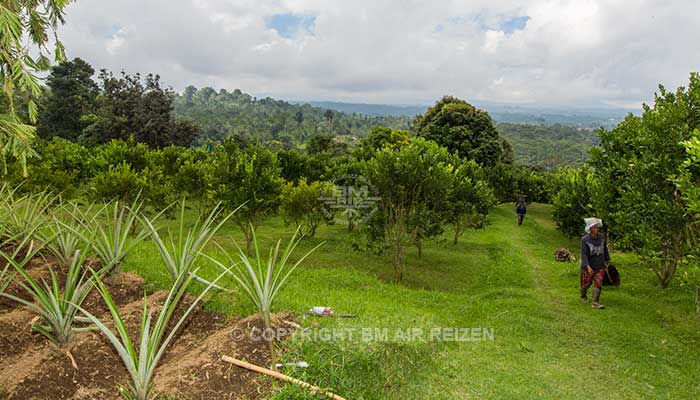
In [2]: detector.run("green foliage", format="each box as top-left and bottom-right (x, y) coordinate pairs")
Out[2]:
(90, 140), (177, 209)
(362, 137), (454, 280)
(415, 96), (503, 167)
(205, 227), (323, 369)
(40, 201), (91, 268)
(675, 133), (700, 216)
(17, 138), (96, 197)
(37, 58), (99, 141)
(281, 179), (335, 238)
(354, 126), (411, 160)
(0, 0), (71, 174)
(588, 73), (700, 287)
(142, 201), (234, 290)
(173, 86), (411, 147)
(1, 249), (95, 348)
(0, 190), (54, 249)
(213, 140), (284, 252)
(496, 123), (600, 168)
(81, 71), (199, 147)
(448, 160), (496, 244)
(172, 148), (215, 205)
(486, 163), (552, 204)
(90, 162), (148, 203)
(306, 133), (347, 156)
(76, 200), (148, 276)
(551, 167), (597, 239)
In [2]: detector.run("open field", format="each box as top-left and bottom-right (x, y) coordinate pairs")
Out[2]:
(2, 203), (699, 399)
(115, 203), (700, 399)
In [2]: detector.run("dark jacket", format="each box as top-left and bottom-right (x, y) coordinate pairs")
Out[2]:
(516, 203), (526, 215)
(580, 233), (610, 270)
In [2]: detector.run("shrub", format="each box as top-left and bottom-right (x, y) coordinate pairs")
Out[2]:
(551, 167), (597, 239)
(281, 178), (335, 238)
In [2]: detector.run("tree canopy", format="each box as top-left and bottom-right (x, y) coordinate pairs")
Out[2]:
(415, 96), (504, 167)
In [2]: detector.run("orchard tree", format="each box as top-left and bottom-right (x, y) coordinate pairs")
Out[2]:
(1, 0), (73, 175)
(551, 167), (598, 239)
(415, 96), (503, 166)
(213, 139), (284, 253)
(590, 73), (700, 288)
(362, 138), (453, 281)
(37, 58), (98, 141)
(354, 126), (410, 160)
(281, 178), (335, 238)
(448, 160), (495, 244)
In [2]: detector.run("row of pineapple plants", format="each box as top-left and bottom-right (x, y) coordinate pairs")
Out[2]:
(0, 184), (321, 400)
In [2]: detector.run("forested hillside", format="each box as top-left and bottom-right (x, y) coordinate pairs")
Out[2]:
(496, 123), (599, 168)
(173, 87), (412, 148)
(173, 87), (599, 167)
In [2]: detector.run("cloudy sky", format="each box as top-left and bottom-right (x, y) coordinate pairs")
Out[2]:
(59, 0), (700, 108)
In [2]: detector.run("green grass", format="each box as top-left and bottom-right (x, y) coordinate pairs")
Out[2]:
(122, 204), (700, 399)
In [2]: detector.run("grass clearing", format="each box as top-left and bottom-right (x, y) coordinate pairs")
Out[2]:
(121, 203), (700, 399)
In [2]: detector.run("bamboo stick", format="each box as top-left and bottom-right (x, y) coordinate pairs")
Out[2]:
(222, 355), (347, 400)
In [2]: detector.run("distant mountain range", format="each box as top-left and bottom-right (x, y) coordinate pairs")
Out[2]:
(295, 100), (637, 128)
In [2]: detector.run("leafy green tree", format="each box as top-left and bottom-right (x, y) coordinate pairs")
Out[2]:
(1, 0), (72, 175)
(213, 139), (284, 253)
(551, 167), (597, 239)
(22, 137), (95, 197)
(277, 149), (311, 182)
(307, 134), (335, 154)
(281, 178), (335, 238)
(37, 58), (98, 141)
(173, 148), (215, 209)
(486, 163), (552, 204)
(415, 96), (503, 166)
(354, 126), (410, 160)
(362, 138), (453, 281)
(589, 73), (700, 287)
(448, 160), (495, 244)
(85, 70), (199, 147)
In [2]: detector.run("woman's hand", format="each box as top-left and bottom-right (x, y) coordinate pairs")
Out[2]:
(586, 266), (593, 274)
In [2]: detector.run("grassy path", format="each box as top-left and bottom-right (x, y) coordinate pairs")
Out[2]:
(124, 203), (700, 399)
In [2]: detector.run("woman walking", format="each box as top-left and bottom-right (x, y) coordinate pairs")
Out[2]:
(580, 218), (610, 309)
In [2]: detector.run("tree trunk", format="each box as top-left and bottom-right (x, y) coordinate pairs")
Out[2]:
(658, 258), (678, 289)
(417, 239), (423, 259)
(392, 218), (405, 282)
(695, 285), (700, 318)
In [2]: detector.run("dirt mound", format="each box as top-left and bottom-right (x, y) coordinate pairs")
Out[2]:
(0, 272), (147, 397)
(80, 272), (146, 316)
(154, 312), (297, 400)
(2, 284), (296, 400)
(0, 262), (53, 312)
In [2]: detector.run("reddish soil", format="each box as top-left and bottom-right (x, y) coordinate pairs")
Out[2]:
(0, 258), (298, 400)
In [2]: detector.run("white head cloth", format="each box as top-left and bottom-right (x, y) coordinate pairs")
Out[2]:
(584, 217), (603, 234)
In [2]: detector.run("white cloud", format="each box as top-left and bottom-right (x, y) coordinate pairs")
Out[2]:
(57, 0), (700, 108)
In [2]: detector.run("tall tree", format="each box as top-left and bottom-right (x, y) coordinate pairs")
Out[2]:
(362, 137), (453, 281)
(1, 0), (73, 175)
(213, 139), (284, 253)
(415, 96), (503, 166)
(589, 73), (700, 288)
(37, 58), (98, 141)
(84, 71), (199, 148)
